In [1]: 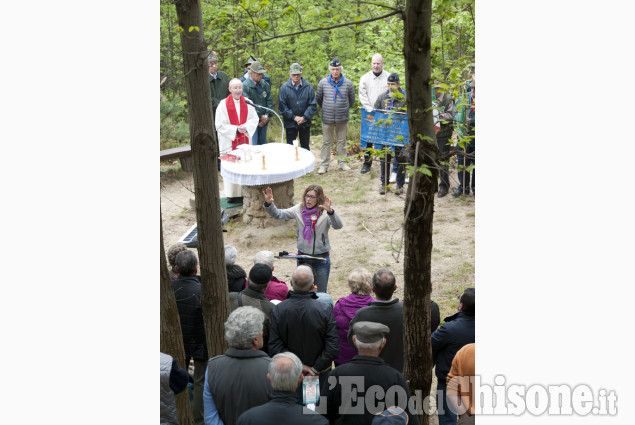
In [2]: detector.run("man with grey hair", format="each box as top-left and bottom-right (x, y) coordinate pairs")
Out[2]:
(203, 306), (272, 425)
(316, 58), (356, 174)
(358, 53), (390, 174)
(347, 268), (404, 372)
(253, 250), (289, 302)
(172, 250), (207, 425)
(268, 265), (339, 403)
(326, 322), (420, 425)
(237, 352), (328, 425)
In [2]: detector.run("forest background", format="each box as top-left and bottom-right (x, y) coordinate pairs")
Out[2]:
(160, 0), (475, 150)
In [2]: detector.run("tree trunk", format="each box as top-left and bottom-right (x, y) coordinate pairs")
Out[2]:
(403, 0), (435, 424)
(174, 0), (230, 363)
(160, 210), (194, 425)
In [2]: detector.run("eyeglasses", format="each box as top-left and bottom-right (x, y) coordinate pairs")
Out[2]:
(305, 195), (317, 199)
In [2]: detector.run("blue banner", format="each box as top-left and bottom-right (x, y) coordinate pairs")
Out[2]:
(360, 109), (409, 148)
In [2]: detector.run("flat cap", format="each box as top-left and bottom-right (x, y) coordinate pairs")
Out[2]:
(250, 61), (266, 74)
(353, 321), (390, 343)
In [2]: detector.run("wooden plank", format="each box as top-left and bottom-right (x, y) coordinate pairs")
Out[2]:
(160, 145), (192, 161)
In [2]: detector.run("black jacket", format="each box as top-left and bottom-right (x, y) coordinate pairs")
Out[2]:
(268, 291), (339, 372)
(347, 299), (403, 372)
(326, 356), (420, 425)
(172, 275), (208, 359)
(431, 311), (475, 381)
(227, 264), (247, 292)
(237, 391), (328, 425)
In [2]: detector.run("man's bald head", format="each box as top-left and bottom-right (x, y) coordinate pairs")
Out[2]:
(291, 265), (314, 292)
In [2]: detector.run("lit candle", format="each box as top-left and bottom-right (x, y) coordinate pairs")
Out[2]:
(262, 154), (266, 170)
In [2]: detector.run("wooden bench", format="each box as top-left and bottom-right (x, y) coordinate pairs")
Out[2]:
(160, 145), (192, 172)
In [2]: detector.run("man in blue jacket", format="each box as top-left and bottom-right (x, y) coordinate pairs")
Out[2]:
(278, 63), (317, 150)
(431, 288), (475, 425)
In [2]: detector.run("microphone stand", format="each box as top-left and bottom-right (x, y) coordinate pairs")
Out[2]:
(244, 99), (285, 144)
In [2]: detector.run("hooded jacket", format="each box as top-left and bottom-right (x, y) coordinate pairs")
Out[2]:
(332, 293), (375, 365)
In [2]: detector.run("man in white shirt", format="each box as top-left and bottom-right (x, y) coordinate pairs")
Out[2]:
(358, 54), (389, 174)
(215, 78), (259, 203)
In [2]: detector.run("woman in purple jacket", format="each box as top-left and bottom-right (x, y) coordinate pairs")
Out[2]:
(332, 268), (375, 366)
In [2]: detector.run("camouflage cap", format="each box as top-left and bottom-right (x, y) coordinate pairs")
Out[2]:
(289, 63), (303, 74)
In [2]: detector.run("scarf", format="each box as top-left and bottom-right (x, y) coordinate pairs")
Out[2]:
(301, 206), (319, 243)
(225, 95), (250, 149)
(327, 74), (345, 102)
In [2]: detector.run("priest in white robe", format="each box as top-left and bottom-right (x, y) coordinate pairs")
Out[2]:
(215, 78), (259, 202)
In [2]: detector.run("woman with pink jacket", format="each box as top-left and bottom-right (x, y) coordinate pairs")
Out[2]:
(332, 268), (375, 366)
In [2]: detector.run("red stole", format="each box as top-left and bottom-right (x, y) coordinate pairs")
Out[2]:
(225, 95), (250, 149)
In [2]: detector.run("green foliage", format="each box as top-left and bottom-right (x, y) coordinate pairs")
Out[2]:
(160, 95), (190, 149)
(160, 0), (475, 152)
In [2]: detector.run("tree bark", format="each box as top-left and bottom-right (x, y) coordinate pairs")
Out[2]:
(403, 0), (436, 423)
(174, 0), (230, 366)
(160, 210), (194, 425)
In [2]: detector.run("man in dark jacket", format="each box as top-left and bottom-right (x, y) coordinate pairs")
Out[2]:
(229, 263), (275, 353)
(268, 265), (340, 402)
(278, 62), (317, 151)
(172, 250), (208, 425)
(347, 268), (404, 372)
(237, 352), (328, 425)
(208, 51), (230, 115)
(316, 58), (356, 173)
(431, 288), (475, 425)
(204, 307), (273, 425)
(326, 322), (420, 425)
(242, 61), (273, 145)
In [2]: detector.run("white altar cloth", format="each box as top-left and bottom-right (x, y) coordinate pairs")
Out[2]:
(220, 143), (315, 186)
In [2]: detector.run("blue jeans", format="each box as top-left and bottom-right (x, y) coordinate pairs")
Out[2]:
(437, 379), (458, 425)
(297, 256), (330, 293)
(252, 123), (268, 145)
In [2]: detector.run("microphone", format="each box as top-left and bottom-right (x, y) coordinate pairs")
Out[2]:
(242, 97), (285, 144)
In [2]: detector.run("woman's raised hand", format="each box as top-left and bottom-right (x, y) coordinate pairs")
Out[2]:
(262, 187), (274, 204)
(318, 195), (332, 213)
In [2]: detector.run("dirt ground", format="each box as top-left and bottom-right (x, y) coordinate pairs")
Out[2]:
(161, 138), (474, 424)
